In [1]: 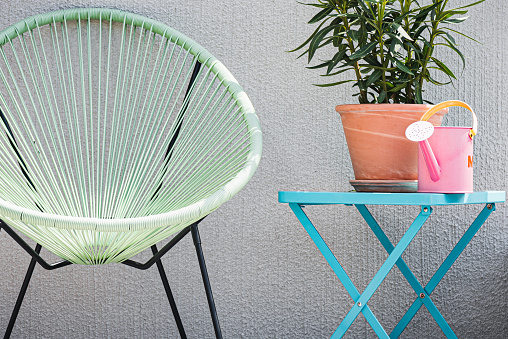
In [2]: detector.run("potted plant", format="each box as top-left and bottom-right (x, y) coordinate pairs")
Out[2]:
(291, 0), (483, 191)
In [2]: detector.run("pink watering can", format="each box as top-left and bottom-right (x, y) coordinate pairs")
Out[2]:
(405, 100), (478, 193)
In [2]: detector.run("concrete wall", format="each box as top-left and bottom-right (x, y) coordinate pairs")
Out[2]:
(0, 0), (506, 338)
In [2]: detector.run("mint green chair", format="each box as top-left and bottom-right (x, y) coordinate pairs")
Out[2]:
(0, 8), (261, 338)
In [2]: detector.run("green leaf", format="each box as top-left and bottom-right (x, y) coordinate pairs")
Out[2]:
(357, 28), (369, 45)
(432, 29), (447, 39)
(391, 23), (413, 41)
(444, 31), (456, 45)
(320, 68), (353, 77)
(377, 90), (386, 103)
(442, 38), (465, 69)
(366, 69), (382, 87)
(308, 24), (341, 62)
(308, 6), (334, 24)
(421, 39), (433, 49)
(327, 50), (347, 74)
(363, 55), (382, 67)
(392, 11), (411, 25)
(398, 72), (411, 82)
(314, 80), (355, 87)
(306, 61), (331, 70)
(357, 80), (367, 91)
(388, 82), (408, 92)
(393, 58), (414, 75)
(339, 58), (360, 68)
(414, 1), (442, 21)
(403, 41), (422, 56)
(452, 0), (485, 10)
(295, 48), (310, 60)
(297, 37), (336, 59)
(388, 34), (404, 54)
(357, 0), (370, 13)
(287, 19), (329, 53)
(366, 91), (377, 103)
(350, 41), (377, 60)
(442, 27), (481, 43)
(332, 18), (344, 47)
(297, 2), (329, 9)
(443, 17), (469, 24)
(445, 10), (469, 16)
(319, 38), (335, 49)
(431, 57), (456, 79)
(347, 30), (360, 41)
(427, 74), (452, 86)
(438, 11), (455, 21)
(412, 25), (429, 41)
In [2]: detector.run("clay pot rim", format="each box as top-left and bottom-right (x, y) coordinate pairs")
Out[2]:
(335, 103), (448, 114)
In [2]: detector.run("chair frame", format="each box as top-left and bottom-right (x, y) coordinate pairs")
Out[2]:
(1, 217), (223, 339)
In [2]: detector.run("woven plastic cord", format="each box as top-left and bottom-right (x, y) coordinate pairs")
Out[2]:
(0, 8), (262, 264)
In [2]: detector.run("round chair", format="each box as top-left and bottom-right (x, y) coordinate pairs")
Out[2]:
(0, 8), (261, 338)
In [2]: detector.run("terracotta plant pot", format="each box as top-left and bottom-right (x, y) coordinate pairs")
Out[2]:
(335, 104), (448, 191)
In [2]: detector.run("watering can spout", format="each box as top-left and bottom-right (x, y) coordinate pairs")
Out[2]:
(405, 120), (441, 182)
(420, 139), (441, 182)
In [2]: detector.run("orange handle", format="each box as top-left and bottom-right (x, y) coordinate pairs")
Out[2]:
(420, 100), (478, 139)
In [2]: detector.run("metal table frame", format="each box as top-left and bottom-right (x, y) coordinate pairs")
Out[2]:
(278, 191), (505, 338)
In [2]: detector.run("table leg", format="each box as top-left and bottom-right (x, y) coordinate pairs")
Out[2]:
(289, 203), (389, 338)
(331, 205), (431, 338)
(355, 204), (456, 338)
(391, 203), (495, 338)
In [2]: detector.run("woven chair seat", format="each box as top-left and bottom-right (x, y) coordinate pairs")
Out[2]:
(0, 8), (261, 265)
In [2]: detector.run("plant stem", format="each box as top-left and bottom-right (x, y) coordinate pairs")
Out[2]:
(420, 0), (448, 88)
(335, 4), (368, 103)
(403, 0), (413, 103)
(377, 1), (389, 102)
(418, 1), (441, 91)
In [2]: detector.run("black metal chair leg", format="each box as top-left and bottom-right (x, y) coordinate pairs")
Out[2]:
(151, 245), (187, 339)
(190, 224), (223, 339)
(4, 243), (41, 339)
(1, 222), (221, 338)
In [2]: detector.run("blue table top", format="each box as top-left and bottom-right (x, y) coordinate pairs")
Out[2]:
(278, 191), (506, 206)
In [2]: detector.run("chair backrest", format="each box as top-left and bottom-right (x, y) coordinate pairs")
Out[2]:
(0, 8), (262, 233)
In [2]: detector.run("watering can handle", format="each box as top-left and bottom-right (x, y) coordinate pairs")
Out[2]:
(420, 100), (478, 139)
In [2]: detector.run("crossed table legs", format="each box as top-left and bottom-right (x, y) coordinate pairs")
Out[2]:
(288, 202), (495, 338)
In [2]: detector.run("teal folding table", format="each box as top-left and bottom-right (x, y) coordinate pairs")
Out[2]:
(278, 191), (505, 338)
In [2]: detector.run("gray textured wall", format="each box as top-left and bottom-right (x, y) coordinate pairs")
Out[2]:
(0, 0), (506, 338)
